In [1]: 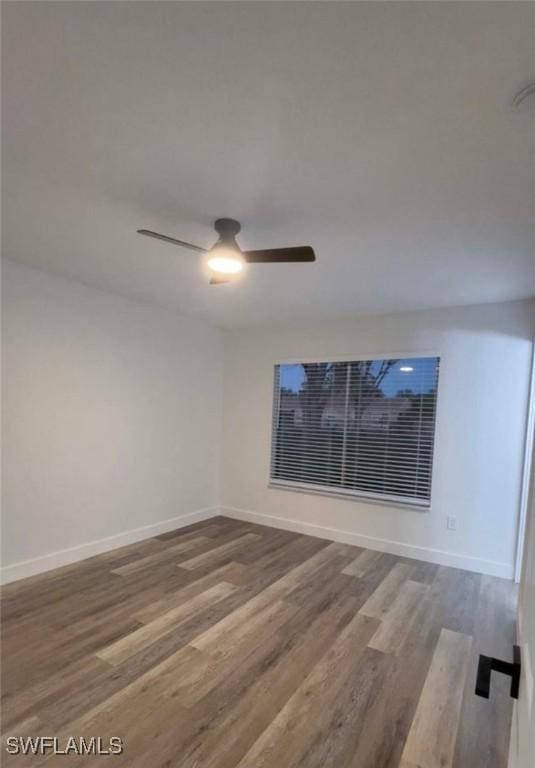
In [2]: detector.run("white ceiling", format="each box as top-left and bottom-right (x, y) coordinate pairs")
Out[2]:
(3, 1), (535, 329)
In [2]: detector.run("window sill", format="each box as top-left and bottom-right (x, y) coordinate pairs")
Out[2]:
(268, 480), (430, 512)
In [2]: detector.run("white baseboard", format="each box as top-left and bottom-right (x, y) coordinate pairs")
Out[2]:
(0, 507), (218, 585)
(2, 503), (514, 584)
(221, 506), (514, 579)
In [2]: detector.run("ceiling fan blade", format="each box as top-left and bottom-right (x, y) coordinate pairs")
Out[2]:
(137, 229), (206, 253)
(209, 275), (232, 285)
(243, 246), (315, 263)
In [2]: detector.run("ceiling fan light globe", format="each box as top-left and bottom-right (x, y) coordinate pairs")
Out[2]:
(206, 248), (245, 275)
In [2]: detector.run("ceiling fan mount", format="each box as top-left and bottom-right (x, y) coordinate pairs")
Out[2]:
(137, 218), (315, 285)
(213, 218), (241, 239)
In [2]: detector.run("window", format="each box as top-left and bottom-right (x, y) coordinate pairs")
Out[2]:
(270, 356), (440, 507)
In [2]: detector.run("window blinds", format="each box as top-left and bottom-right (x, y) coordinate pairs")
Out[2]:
(270, 357), (440, 507)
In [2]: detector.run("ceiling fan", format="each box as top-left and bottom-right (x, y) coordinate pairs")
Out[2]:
(137, 218), (315, 284)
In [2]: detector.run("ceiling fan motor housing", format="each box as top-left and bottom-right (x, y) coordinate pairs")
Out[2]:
(213, 218), (242, 248)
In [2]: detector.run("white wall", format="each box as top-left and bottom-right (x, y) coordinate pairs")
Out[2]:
(1, 260), (223, 582)
(221, 301), (535, 578)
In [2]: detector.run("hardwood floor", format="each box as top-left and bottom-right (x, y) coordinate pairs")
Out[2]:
(1, 516), (517, 767)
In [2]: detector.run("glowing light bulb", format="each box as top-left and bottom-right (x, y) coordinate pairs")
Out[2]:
(206, 247), (245, 275)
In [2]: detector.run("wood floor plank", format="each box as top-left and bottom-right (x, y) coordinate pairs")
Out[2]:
(236, 615), (384, 768)
(96, 581), (237, 665)
(178, 532), (262, 570)
(410, 560), (439, 584)
(342, 547), (382, 577)
(154, 516), (235, 540)
(181, 590), (362, 713)
(2, 616), (143, 693)
(239, 535), (330, 593)
(347, 591), (442, 768)
(368, 579), (429, 654)
(127, 593), (367, 768)
(233, 527), (299, 564)
(39, 592), (244, 729)
(111, 536), (211, 575)
(1, 656), (112, 731)
(132, 562), (251, 624)
(400, 628), (473, 768)
(429, 566), (482, 636)
(190, 542), (349, 655)
(359, 562), (413, 619)
(64, 646), (204, 733)
(155, 522), (227, 542)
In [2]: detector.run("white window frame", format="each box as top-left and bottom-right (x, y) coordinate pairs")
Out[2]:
(269, 351), (441, 511)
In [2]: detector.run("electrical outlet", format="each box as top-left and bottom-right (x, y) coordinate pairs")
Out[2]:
(446, 516), (457, 531)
